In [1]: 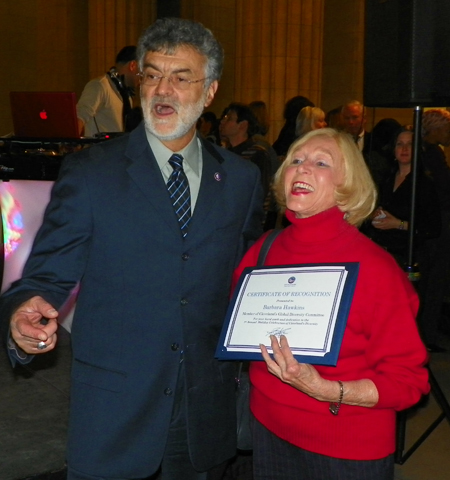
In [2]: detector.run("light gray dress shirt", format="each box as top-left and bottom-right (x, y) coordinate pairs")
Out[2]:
(146, 130), (203, 212)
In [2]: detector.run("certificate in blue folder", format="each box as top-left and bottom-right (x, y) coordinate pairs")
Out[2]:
(215, 262), (359, 366)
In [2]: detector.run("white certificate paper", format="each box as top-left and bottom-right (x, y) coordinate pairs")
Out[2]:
(216, 263), (359, 365)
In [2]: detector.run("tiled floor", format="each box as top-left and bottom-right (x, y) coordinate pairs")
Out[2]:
(3, 328), (450, 480)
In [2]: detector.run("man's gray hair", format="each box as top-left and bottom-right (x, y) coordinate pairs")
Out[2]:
(422, 109), (450, 138)
(137, 17), (224, 85)
(341, 100), (365, 115)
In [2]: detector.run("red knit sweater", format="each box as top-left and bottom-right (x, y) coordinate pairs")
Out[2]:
(233, 207), (430, 460)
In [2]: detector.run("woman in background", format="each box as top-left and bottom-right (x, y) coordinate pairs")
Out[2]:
(295, 106), (327, 138)
(272, 95), (314, 156)
(369, 128), (441, 267)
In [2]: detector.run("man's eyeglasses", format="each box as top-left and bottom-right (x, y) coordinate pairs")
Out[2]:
(137, 71), (209, 90)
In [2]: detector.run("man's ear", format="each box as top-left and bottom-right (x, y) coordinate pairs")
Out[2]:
(129, 60), (138, 73)
(204, 80), (219, 108)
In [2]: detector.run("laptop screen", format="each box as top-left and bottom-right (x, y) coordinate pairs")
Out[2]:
(10, 91), (80, 138)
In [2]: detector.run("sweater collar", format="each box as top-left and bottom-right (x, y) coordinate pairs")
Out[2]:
(284, 206), (350, 244)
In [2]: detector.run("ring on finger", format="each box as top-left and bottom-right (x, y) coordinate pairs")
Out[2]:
(37, 341), (47, 350)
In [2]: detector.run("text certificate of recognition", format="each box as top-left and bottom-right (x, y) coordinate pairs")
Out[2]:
(215, 263), (359, 365)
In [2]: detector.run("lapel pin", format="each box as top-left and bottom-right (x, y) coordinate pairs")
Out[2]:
(214, 172), (222, 181)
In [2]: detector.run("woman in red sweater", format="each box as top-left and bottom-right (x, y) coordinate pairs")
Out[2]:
(233, 128), (429, 480)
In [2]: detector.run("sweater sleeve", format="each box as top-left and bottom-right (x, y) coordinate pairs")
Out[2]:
(362, 261), (430, 410)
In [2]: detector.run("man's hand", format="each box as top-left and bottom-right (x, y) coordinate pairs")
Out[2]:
(10, 296), (59, 354)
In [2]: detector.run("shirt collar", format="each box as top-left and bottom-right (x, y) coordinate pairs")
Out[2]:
(145, 129), (201, 177)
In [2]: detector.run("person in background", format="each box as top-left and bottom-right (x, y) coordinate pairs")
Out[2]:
(77, 46), (141, 137)
(363, 118), (401, 191)
(341, 100), (369, 152)
(295, 106), (327, 139)
(249, 100), (270, 138)
(272, 95), (314, 157)
(249, 100), (281, 230)
(233, 128), (429, 480)
(220, 102), (273, 200)
(249, 100), (279, 165)
(368, 128), (441, 268)
(341, 101), (399, 192)
(325, 105), (343, 130)
(249, 100), (280, 175)
(418, 109), (450, 352)
(1, 18), (263, 480)
(197, 111), (221, 144)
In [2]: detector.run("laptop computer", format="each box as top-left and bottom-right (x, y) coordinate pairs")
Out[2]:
(10, 91), (80, 138)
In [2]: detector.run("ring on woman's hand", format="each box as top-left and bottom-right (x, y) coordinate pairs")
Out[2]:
(37, 341), (47, 350)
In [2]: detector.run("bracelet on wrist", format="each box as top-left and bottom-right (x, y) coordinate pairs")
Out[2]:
(329, 380), (344, 415)
(398, 220), (405, 230)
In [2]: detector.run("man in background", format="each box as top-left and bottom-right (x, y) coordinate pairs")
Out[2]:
(220, 102), (273, 200)
(341, 100), (391, 189)
(77, 45), (141, 136)
(341, 100), (369, 152)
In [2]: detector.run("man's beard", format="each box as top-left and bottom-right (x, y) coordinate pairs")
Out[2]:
(141, 91), (208, 141)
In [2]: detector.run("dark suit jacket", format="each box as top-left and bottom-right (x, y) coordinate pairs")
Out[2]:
(0, 123), (264, 477)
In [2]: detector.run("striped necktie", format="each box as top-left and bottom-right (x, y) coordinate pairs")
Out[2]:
(167, 153), (191, 237)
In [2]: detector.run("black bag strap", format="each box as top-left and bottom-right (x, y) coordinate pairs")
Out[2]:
(236, 229), (282, 393)
(257, 229), (282, 267)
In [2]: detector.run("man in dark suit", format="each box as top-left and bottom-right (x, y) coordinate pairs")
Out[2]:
(1, 18), (263, 480)
(341, 100), (389, 189)
(341, 100), (370, 153)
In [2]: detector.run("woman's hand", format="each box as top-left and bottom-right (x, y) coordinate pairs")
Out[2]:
(369, 207), (384, 221)
(260, 335), (379, 407)
(260, 335), (336, 401)
(371, 209), (406, 230)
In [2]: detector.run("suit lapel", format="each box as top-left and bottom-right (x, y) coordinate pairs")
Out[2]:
(125, 125), (181, 236)
(187, 138), (227, 239)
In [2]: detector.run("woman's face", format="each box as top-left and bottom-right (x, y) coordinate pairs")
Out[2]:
(284, 136), (344, 218)
(314, 115), (327, 130)
(394, 131), (413, 165)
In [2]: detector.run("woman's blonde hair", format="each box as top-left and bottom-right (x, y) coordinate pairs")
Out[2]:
(273, 128), (377, 226)
(295, 106), (326, 138)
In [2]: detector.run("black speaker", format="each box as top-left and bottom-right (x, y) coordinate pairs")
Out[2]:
(364, 0), (450, 107)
